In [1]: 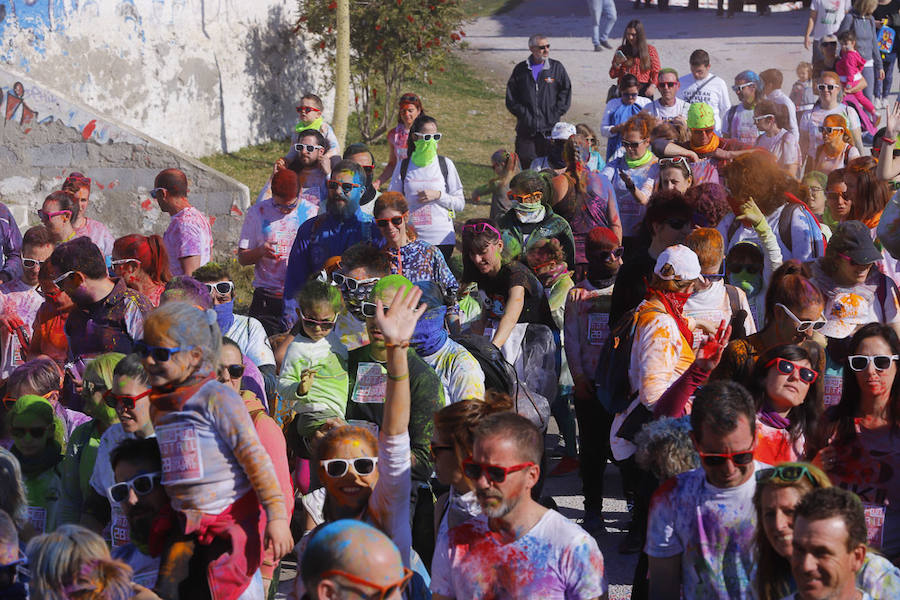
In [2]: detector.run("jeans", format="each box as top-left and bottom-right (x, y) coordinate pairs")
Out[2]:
(877, 52), (897, 99)
(862, 65), (876, 103)
(551, 392), (578, 458)
(588, 0), (617, 45)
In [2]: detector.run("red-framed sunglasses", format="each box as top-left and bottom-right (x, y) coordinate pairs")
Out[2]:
(104, 389), (151, 409)
(697, 443), (756, 467)
(462, 457), (536, 483)
(322, 567), (413, 600)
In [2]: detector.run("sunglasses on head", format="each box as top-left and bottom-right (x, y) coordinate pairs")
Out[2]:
(817, 83), (838, 91)
(218, 363), (245, 380)
(204, 281), (234, 296)
(400, 94), (420, 104)
(765, 357), (819, 384)
(295, 143), (324, 153)
(296, 105), (321, 114)
(375, 213), (407, 228)
(11, 425), (48, 439)
(321, 457), (378, 478)
(361, 301), (390, 319)
(462, 457), (535, 483)
(621, 140), (646, 150)
(108, 472), (161, 504)
(753, 114), (774, 123)
(413, 132), (442, 141)
(462, 221), (502, 239)
(732, 82), (756, 92)
(327, 180), (362, 193)
(22, 258), (44, 269)
(104, 388), (151, 410)
(37, 209), (71, 222)
(757, 464), (820, 486)
(321, 567), (414, 600)
(134, 341), (194, 362)
(848, 354), (899, 371)
(298, 309), (337, 330)
(776, 303), (826, 332)
(698, 444), (755, 467)
(65, 173), (91, 187)
(659, 156), (690, 169)
(331, 272), (379, 291)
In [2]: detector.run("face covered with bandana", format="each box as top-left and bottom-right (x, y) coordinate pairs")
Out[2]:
(411, 121), (440, 167)
(727, 244), (764, 298)
(327, 169), (364, 219)
(510, 188), (546, 224)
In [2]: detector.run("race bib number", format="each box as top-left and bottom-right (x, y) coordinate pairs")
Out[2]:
(352, 362), (387, 404)
(111, 504), (130, 547)
(588, 313), (610, 346)
(864, 503), (886, 549)
(157, 423), (204, 484)
(824, 373), (843, 407)
(27, 506), (46, 534)
(411, 207), (433, 228)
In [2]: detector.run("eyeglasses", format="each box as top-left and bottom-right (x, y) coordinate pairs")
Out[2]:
(732, 82), (756, 92)
(134, 341), (194, 362)
(727, 262), (761, 274)
(331, 272), (379, 291)
(621, 140), (646, 150)
(659, 156), (690, 169)
(765, 357), (819, 384)
(375, 213), (407, 228)
(776, 303), (826, 332)
(506, 191), (542, 203)
(848, 354), (899, 371)
(462, 221), (502, 239)
(698, 444), (755, 467)
(204, 281), (235, 296)
(818, 126), (843, 135)
(753, 114), (774, 123)
(757, 464), (820, 486)
(11, 425), (49, 439)
(218, 363), (245, 380)
(399, 94), (420, 104)
(108, 472), (161, 503)
(327, 181), (362, 193)
(22, 258), (44, 269)
(298, 309), (338, 330)
(621, 92), (639, 99)
(295, 143), (324, 153)
(360, 301), (390, 319)
(52, 271), (77, 286)
(807, 186), (824, 194)
(658, 81), (678, 88)
(37, 209), (71, 222)
(665, 218), (691, 230)
(321, 567), (414, 600)
(149, 187), (166, 200)
(320, 457), (379, 478)
(430, 441), (454, 457)
(413, 132), (442, 141)
(462, 458), (536, 484)
(817, 84), (838, 91)
(296, 106), (321, 114)
(104, 388), (151, 409)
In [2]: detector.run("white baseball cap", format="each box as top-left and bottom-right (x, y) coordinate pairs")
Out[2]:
(550, 122), (577, 140)
(654, 245), (704, 283)
(821, 290), (873, 339)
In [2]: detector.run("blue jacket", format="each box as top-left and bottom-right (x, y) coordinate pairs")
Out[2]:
(0, 203), (22, 283)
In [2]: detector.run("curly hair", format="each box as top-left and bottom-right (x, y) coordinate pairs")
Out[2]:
(722, 151), (800, 215)
(524, 238), (566, 267)
(634, 416), (699, 481)
(620, 111), (658, 139)
(685, 183), (730, 228)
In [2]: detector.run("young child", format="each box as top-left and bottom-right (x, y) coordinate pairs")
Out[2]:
(278, 280), (349, 447)
(140, 302), (292, 600)
(836, 30), (879, 135)
(790, 62), (816, 121)
(471, 149), (520, 221)
(9, 395), (65, 536)
(576, 123), (606, 172)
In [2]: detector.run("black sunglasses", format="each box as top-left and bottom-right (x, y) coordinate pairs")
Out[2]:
(728, 262), (762, 275)
(219, 363), (245, 379)
(11, 426), (48, 439)
(765, 357), (818, 384)
(376, 215), (405, 228)
(134, 341), (193, 362)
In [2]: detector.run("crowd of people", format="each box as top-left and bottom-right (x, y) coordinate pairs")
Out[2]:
(6, 5), (900, 600)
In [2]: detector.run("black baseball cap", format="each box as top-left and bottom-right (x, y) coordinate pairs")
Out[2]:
(829, 220), (882, 265)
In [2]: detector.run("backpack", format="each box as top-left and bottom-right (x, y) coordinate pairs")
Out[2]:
(726, 200), (825, 259)
(594, 305), (665, 415)
(451, 333), (515, 396)
(400, 156), (450, 194)
(725, 283), (749, 340)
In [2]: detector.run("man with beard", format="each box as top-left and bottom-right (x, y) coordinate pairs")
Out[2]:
(333, 242), (391, 351)
(343, 142), (379, 210)
(48, 237), (152, 361)
(258, 129), (332, 209)
(431, 412), (607, 599)
(282, 160), (381, 329)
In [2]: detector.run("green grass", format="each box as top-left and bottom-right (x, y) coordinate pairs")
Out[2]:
(462, 0), (524, 16)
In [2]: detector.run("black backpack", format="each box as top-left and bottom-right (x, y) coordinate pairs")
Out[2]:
(451, 333), (515, 396)
(399, 156), (450, 194)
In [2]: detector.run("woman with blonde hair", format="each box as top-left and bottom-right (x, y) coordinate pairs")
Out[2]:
(27, 524), (158, 600)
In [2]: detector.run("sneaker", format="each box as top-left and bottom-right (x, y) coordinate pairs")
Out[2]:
(549, 456), (579, 477)
(618, 526), (644, 555)
(600, 40), (613, 49)
(594, 44), (603, 52)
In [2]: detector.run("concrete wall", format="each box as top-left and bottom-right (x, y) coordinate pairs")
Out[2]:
(0, 0), (325, 157)
(0, 64), (250, 259)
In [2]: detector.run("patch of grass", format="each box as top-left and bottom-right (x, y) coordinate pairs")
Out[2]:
(461, 0), (524, 17)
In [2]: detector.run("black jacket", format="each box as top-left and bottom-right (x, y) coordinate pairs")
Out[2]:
(505, 57), (572, 136)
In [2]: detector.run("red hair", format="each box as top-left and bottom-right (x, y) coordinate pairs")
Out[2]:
(113, 234), (171, 284)
(620, 112), (657, 139)
(271, 169), (299, 199)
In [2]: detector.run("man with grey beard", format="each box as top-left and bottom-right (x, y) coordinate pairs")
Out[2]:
(430, 413), (608, 599)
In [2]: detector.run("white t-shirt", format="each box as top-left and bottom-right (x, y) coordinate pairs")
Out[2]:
(225, 314), (276, 368)
(756, 129), (802, 169)
(677, 73), (732, 133)
(601, 156), (659, 237)
(431, 509), (607, 599)
(643, 97), (690, 121)
(684, 279), (757, 352)
(388, 156), (465, 246)
(724, 104), (760, 146)
(421, 337), (485, 405)
(766, 89), (800, 138)
(646, 465), (762, 599)
(799, 103), (862, 159)
(810, 0), (853, 39)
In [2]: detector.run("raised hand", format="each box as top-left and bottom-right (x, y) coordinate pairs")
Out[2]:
(695, 320), (731, 372)
(886, 101), (900, 138)
(736, 197), (765, 228)
(374, 285), (427, 346)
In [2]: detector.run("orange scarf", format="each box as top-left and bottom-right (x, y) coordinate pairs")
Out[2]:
(863, 210), (882, 230)
(691, 132), (720, 155)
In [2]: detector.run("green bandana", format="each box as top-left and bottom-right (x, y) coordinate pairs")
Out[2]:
(625, 149), (654, 169)
(411, 139), (438, 167)
(295, 116), (323, 133)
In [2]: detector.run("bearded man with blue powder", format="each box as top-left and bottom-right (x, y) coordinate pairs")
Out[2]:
(282, 160), (381, 328)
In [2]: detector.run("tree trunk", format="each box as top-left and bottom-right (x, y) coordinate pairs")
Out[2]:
(332, 0), (350, 149)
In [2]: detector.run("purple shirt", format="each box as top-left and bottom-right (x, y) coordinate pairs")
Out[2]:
(529, 57), (545, 82)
